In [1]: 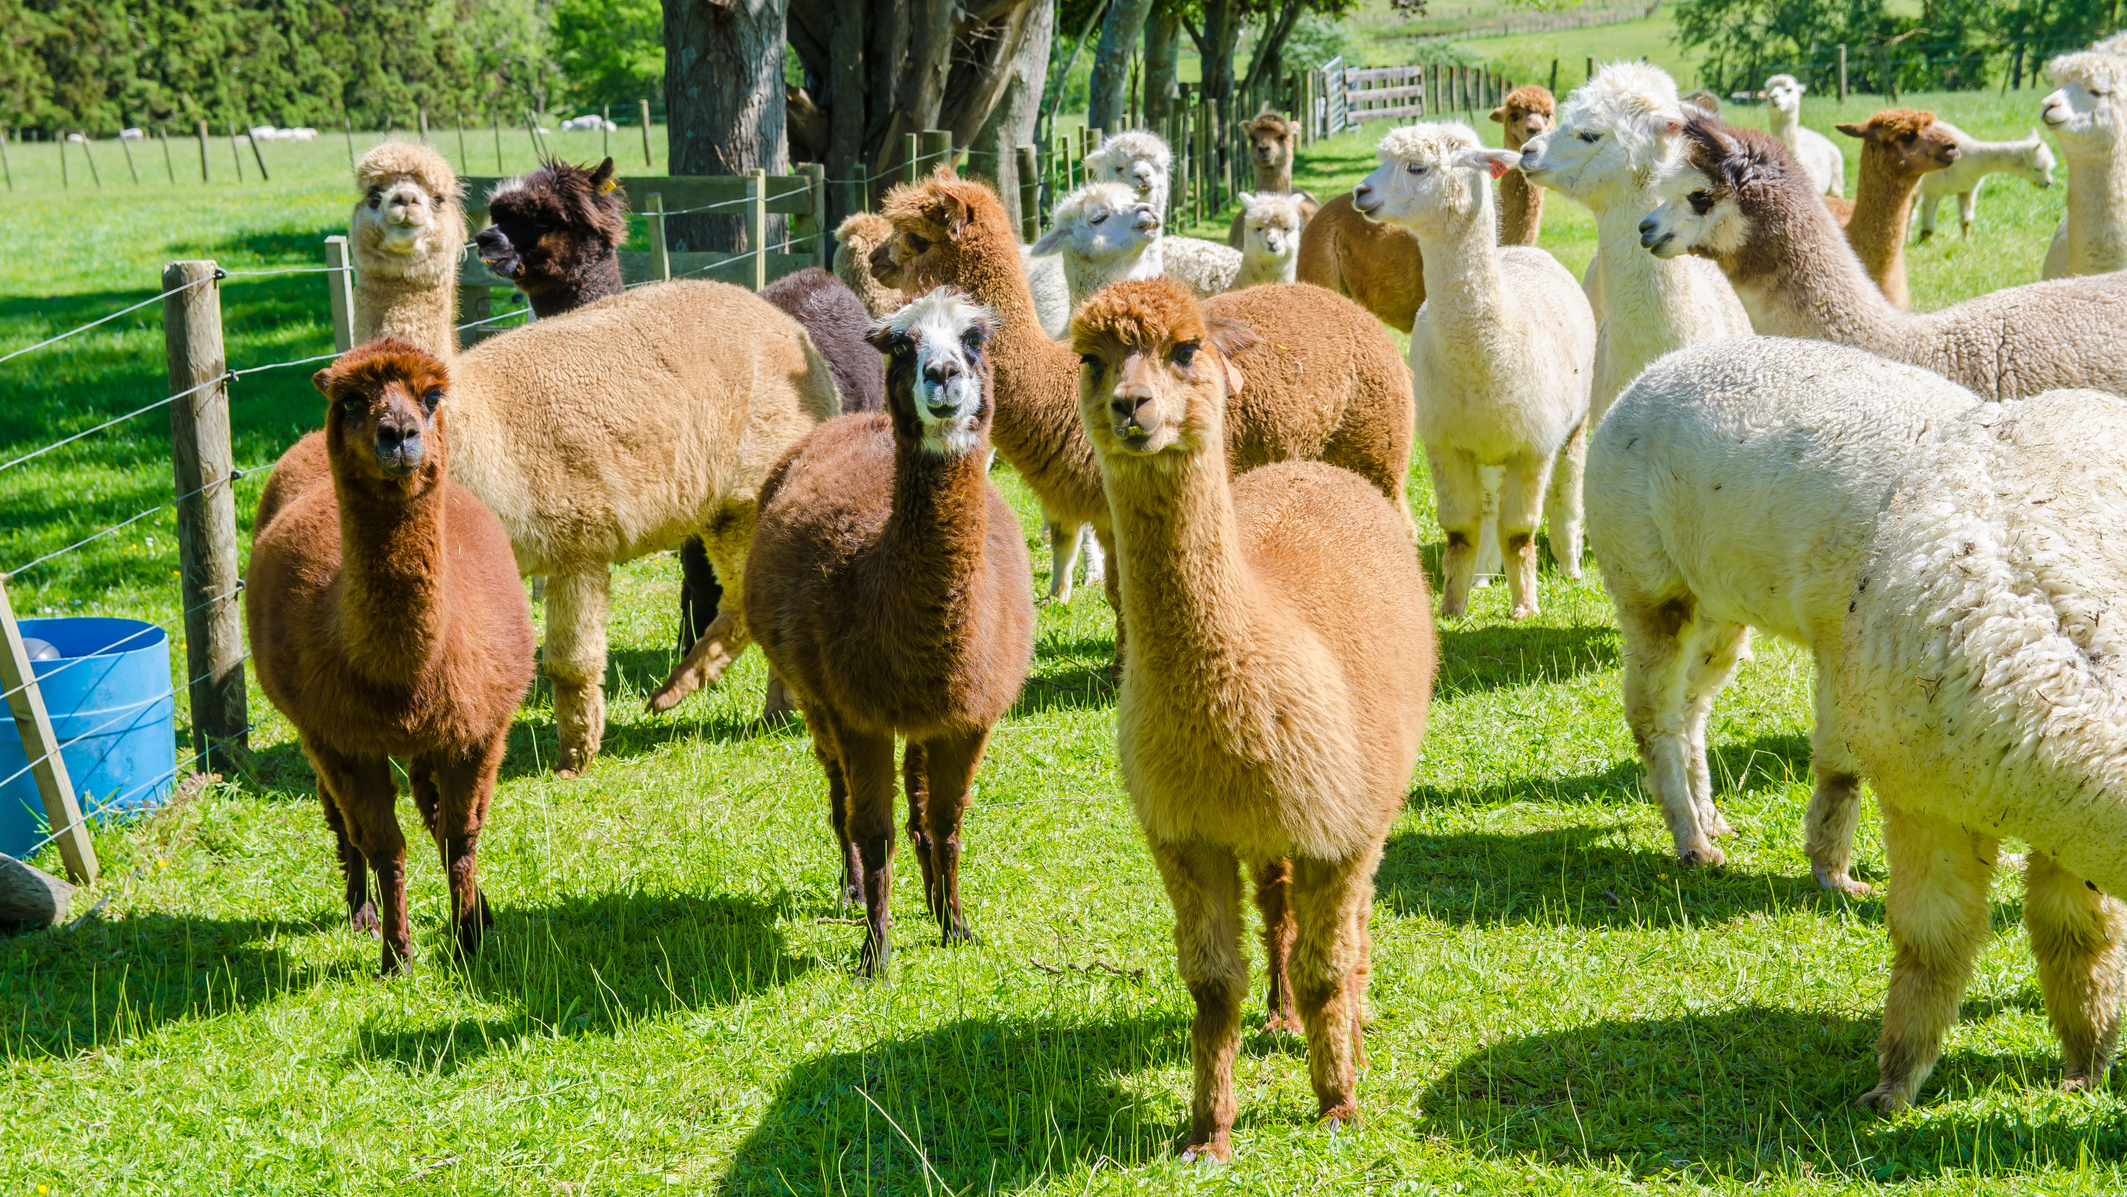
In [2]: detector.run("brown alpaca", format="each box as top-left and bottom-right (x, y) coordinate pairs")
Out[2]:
(1226, 110), (1319, 247)
(1644, 115), (2127, 400)
(1073, 279), (1435, 1161)
(743, 289), (1034, 976)
(835, 212), (905, 318)
(350, 142), (464, 357)
(1490, 84), (1555, 245)
(1831, 110), (1960, 308)
(475, 157), (629, 318)
(245, 341), (536, 975)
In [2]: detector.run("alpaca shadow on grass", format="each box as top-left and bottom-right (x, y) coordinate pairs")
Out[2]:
(351, 890), (809, 1075)
(714, 1011), (1194, 1194)
(1010, 661), (1116, 718)
(1418, 1004), (2120, 1180)
(1408, 733), (1815, 813)
(1434, 621), (1618, 697)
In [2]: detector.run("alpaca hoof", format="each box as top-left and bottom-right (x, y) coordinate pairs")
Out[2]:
(1813, 867), (1873, 898)
(859, 937), (892, 978)
(1264, 1013), (1305, 1036)
(2061, 1074), (2102, 1094)
(1438, 598), (1468, 620)
(1854, 1083), (1910, 1114)
(1510, 602), (1539, 621)
(1317, 1101), (1359, 1129)
(554, 766), (582, 780)
(1178, 1141), (1231, 1166)
(379, 949), (412, 978)
(1706, 814), (1736, 837)
(350, 902), (380, 935)
(940, 922), (979, 948)
(1679, 843), (1726, 867)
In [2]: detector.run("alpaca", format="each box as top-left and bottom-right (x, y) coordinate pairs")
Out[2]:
(1838, 388), (2127, 1110)
(1356, 122), (1597, 618)
(1225, 110), (1319, 247)
(2041, 51), (2127, 279)
(1157, 234), (1245, 298)
(1234, 192), (1305, 286)
(745, 289), (1034, 976)
(246, 340), (536, 974)
(349, 141), (464, 357)
(1021, 246), (1073, 337)
(1083, 130), (1173, 226)
(1914, 123), (2054, 241)
(341, 142), (839, 774)
(1640, 115), (2127, 401)
(1587, 337), (1980, 884)
(1029, 181), (1166, 310)
(1763, 74), (1844, 196)
(1831, 109), (1960, 308)
(1489, 84), (1555, 245)
(1072, 278), (1435, 1161)
(1518, 61), (1751, 434)
(834, 212), (904, 318)
(1294, 191), (1427, 333)
(474, 157), (628, 317)
(1681, 90), (1722, 115)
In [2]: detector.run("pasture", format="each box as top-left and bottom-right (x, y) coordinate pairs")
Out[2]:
(3, 88), (2120, 1195)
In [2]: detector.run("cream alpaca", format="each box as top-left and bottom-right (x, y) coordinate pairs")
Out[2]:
(1030, 181), (1166, 310)
(2040, 51), (2127, 279)
(349, 141), (465, 357)
(1079, 130), (1245, 297)
(1356, 122), (1597, 618)
(1914, 122), (2054, 240)
(1234, 192), (1305, 286)
(1763, 74), (1844, 196)
(1839, 389), (2127, 1111)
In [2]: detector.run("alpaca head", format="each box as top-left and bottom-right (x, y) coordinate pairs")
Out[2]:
(1083, 131), (1174, 213)
(872, 170), (1014, 294)
(1521, 62), (1685, 204)
(313, 339), (450, 491)
(1242, 110), (1300, 171)
(1642, 115), (1812, 259)
(1489, 85), (1556, 151)
(2012, 131), (2059, 187)
(1030, 182), (1161, 268)
(834, 212), (904, 318)
(1236, 192), (1304, 272)
(866, 288), (999, 458)
(1353, 122), (1518, 236)
(1681, 90), (1722, 116)
(2042, 52), (2126, 155)
(1834, 109), (1960, 183)
(351, 142), (465, 284)
(475, 157), (629, 301)
(1764, 74), (1806, 120)
(1071, 278), (1256, 461)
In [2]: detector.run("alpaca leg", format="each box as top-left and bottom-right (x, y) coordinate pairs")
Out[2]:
(1252, 858), (1302, 1034)
(1496, 452), (1552, 621)
(1804, 650), (1870, 896)
(1099, 525), (1126, 678)
(1859, 800), (1998, 1111)
(839, 725), (899, 978)
(1046, 519), (1081, 603)
(1618, 600), (1720, 865)
(755, 673), (797, 728)
(674, 535), (723, 653)
(2024, 851), (2127, 1091)
(902, 741), (937, 919)
(312, 763), (375, 933)
(918, 727), (990, 946)
(421, 739), (505, 959)
(310, 746), (409, 974)
(647, 607), (754, 714)
(1957, 190), (1977, 238)
(1290, 846), (1381, 1127)
(1430, 450), (1486, 618)
(1149, 838), (1248, 1163)
(1079, 524), (1106, 588)
(1543, 422), (1587, 579)
(1918, 193), (1939, 241)
(803, 704), (863, 908)
(543, 567), (610, 777)
(1473, 465), (1504, 587)
(1681, 621), (1750, 842)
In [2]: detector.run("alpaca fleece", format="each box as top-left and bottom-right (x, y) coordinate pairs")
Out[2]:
(1832, 109), (1960, 309)
(1073, 278), (1435, 1163)
(1295, 190), (1427, 333)
(1490, 84), (1555, 245)
(350, 142), (465, 357)
(833, 213), (905, 318)
(476, 157), (629, 317)
(761, 267), (885, 414)
(1839, 388), (2127, 1111)
(745, 289), (1033, 977)
(247, 340), (535, 975)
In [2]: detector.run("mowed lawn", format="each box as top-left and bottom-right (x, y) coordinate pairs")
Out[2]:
(3, 87), (2120, 1195)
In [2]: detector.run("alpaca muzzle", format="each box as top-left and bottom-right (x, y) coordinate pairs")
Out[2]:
(373, 419), (425, 477)
(474, 226), (521, 277)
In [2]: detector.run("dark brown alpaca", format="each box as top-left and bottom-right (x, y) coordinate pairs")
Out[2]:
(474, 158), (628, 318)
(742, 288), (1034, 977)
(246, 340), (536, 974)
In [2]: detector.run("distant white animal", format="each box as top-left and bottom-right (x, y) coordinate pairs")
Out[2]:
(65, 133), (86, 144)
(1913, 122), (2054, 240)
(249, 125), (279, 142)
(561, 115), (617, 133)
(121, 128), (144, 141)
(287, 127), (319, 142)
(1764, 74), (1844, 196)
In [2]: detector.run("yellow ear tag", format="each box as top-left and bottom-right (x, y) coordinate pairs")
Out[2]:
(599, 179), (618, 194)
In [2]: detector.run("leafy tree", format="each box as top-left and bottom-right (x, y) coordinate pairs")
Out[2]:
(553, 0), (661, 110)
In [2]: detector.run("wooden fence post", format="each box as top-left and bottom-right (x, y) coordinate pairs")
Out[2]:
(1838, 45), (1849, 103)
(1016, 145), (1040, 242)
(160, 261), (247, 774)
(796, 162), (827, 268)
(119, 132), (140, 185)
(1587, 57), (1595, 83)
(159, 126), (175, 184)
(79, 133), (102, 187)
(418, 107), (429, 143)
(343, 114), (356, 169)
(227, 124), (243, 182)
(0, 574), (98, 884)
(324, 236), (355, 352)
(646, 193), (671, 281)
(246, 124), (270, 182)
(747, 169), (768, 291)
(1550, 58), (1559, 95)
(920, 128), (955, 177)
(903, 133), (921, 185)
(197, 121), (210, 183)
(639, 99), (655, 167)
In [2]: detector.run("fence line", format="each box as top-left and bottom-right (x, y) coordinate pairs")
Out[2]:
(5, 465), (262, 580)
(7, 720), (256, 866)
(0, 585), (241, 709)
(0, 279), (210, 368)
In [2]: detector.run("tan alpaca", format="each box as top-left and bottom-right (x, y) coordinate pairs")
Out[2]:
(350, 142), (465, 357)
(833, 213), (905, 319)
(1830, 109), (1960, 308)
(1225, 110), (1319, 247)
(1073, 279), (1436, 1163)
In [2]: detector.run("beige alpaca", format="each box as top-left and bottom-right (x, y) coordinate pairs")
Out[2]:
(350, 142), (465, 357)
(1225, 111), (1319, 247)
(833, 213), (904, 318)
(2041, 51), (2127, 279)
(1072, 279), (1435, 1163)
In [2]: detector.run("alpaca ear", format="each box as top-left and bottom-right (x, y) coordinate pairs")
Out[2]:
(1030, 225), (1069, 255)
(591, 157), (617, 193)
(1452, 146), (1521, 179)
(1488, 105), (1507, 124)
(936, 192), (976, 236)
(312, 368), (332, 395)
(1834, 121), (1867, 139)
(863, 322), (904, 354)
(1205, 315), (1259, 367)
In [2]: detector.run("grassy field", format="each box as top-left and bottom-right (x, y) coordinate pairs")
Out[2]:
(1, 79), (2119, 1195)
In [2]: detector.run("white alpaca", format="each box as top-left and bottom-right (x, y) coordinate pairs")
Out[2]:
(2040, 51), (2127, 279)
(1081, 129), (1243, 298)
(1021, 248), (1072, 338)
(1234, 192), (1304, 286)
(1913, 122), (2055, 240)
(1519, 61), (1751, 433)
(1764, 74), (1844, 197)
(1838, 388), (2127, 1111)
(1030, 182), (1165, 309)
(1356, 122), (1596, 619)
(1587, 337), (1981, 883)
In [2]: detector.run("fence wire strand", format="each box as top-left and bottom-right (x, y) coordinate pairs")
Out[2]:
(0, 276), (210, 368)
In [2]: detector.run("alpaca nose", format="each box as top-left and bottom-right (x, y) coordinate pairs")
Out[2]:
(373, 416), (424, 474)
(923, 358), (962, 386)
(1638, 217), (1671, 250)
(475, 226), (505, 250)
(1109, 394), (1156, 436)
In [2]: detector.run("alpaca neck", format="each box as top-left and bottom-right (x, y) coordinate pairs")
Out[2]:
(528, 252), (624, 318)
(329, 460), (449, 683)
(881, 432), (996, 636)
(1847, 152), (1922, 307)
(1103, 432), (1261, 692)
(1251, 159), (1293, 193)
(1593, 199), (1702, 346)
(1498, 171), (1543, 245)
(1721, 184), (1907, 352)
(2064, 145), (2127, 271)
(1410, 202), (1511, 343)
(1769, 105), (1802, 149)
(356, 273), (460, 360)
(1064, 244), (1156, 309)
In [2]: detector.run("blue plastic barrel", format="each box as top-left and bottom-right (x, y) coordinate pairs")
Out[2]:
(0, 618), (178, 859)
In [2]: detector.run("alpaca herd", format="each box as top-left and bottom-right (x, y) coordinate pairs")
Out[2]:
(232, 34), (2127, 1159)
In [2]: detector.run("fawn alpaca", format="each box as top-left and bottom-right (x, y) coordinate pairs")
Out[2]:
(246, 341), (535, 974)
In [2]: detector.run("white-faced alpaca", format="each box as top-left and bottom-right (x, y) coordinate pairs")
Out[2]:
(1356, 122), (1597, 618)
(1072, 278), (1435, 1163)
(1641, 115), (2127, 400)
(1518, 61), (1751, 433)
(2040, 51), (2127, 279)
(1914, 122), (2054, 241)
(1764, 74), (1844, 196)
(349, 141), (465, 357)
(1225, 111), (1320, 247)
(1234, 192), (1305, 286)
(743, 289), (1035, 977)
(1030, 181), (1166, 310)
(1838, 388), (2127, 1111)
(1587, 337), (1980, 883)
(1080, 129), (1243, 298)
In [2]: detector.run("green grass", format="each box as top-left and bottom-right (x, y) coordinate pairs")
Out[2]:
(4, 93), (2123, 1194)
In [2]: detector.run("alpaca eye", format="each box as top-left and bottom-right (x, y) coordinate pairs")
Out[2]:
(1578, 131), (1600, 143)
(1079, 354), (1101, 371)
(1172, 342), (1198, 367)
(905, 234), (931, 253)
(1405, 162), (1426, 175)
(1689, 190), (1715, 214)
(1092, 213), (1108, 225)
(423, 390), (442, 411)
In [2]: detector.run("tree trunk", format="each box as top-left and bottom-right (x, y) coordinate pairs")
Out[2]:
(662, 0), (789, 254)
(1143, 6), (1181, 125)
(970, 0), (1053, 234)
(1243, 0), (1309, 99)
(1088, 0), (1156, 132)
